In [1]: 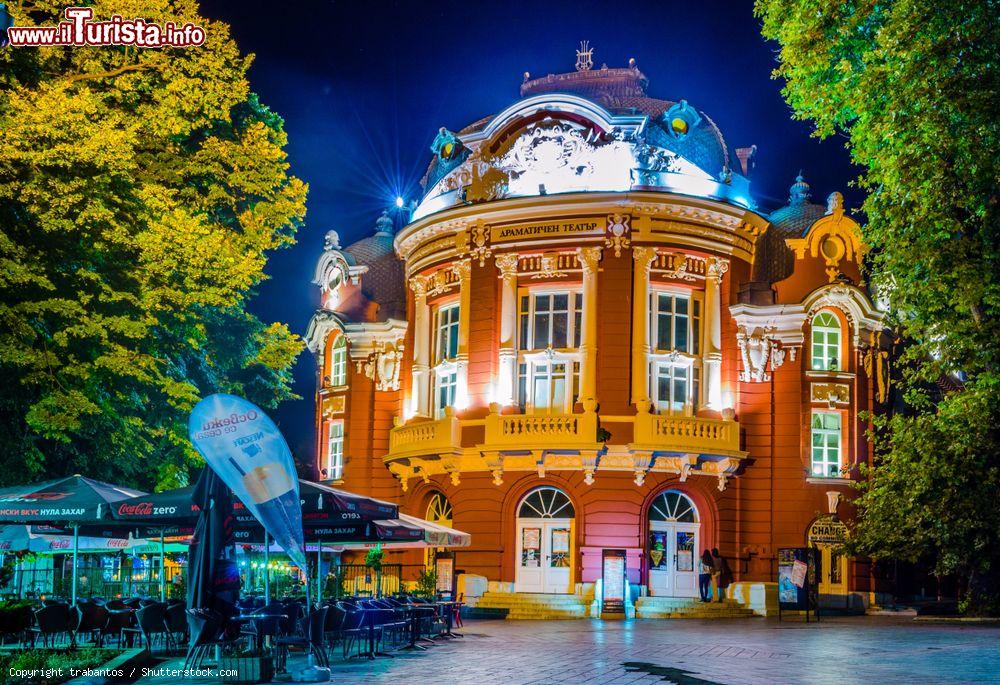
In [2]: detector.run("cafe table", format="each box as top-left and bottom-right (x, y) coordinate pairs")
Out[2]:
(232, 612), (287, 654)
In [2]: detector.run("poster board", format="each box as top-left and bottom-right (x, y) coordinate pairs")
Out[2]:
(435, 557), (454, 594)
(601, 549), (627, 614)
(777, 547), (820, 621)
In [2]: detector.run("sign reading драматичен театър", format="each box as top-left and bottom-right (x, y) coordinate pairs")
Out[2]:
(490, 218), (602, 243)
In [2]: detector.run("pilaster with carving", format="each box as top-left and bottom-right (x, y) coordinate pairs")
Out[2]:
(495, 252), (520, 406)
(577, 247), (602, 411)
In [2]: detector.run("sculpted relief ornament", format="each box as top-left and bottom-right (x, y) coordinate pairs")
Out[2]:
(357, 339), (405, 392)
(736, 326), (786, 382)
(605, 213), (631, 257)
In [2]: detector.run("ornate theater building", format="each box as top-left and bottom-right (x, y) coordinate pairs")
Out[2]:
(306, 50), (889, 617)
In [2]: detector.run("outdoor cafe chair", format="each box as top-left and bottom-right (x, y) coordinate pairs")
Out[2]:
(274, 605), (328, 672)
(123, 602), (173, 653)
(183, 608), (244, 670)
(165, 602), (188, 645)
(72, 601), (110, 646)
(104, 606), (137, 648)
(29, 604), (72, 648)
(334, 602), (367, 659)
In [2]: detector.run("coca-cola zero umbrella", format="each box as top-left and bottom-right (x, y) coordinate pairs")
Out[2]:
(0, 475), (145, 604)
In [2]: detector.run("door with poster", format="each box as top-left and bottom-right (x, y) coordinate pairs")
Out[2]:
(514, 487), (575, 594)
(647, 490), (700, 598)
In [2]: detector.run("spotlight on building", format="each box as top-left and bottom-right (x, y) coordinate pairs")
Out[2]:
(395, 196), (405, 208)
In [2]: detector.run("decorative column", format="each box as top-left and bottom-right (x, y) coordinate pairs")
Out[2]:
(453, 259), (472, 409)
(409, 275), (431, 417)
(631, 247), (657, 412)
(703, 257), (729, 409)
(577, 247), (602, 413)
(495, 253), (520, 406)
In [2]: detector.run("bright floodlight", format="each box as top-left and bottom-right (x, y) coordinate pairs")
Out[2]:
(395, 196), (404, 208)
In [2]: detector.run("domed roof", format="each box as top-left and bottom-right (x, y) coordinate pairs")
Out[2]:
(450, 63), (730, 179)
(753, 174), (827, 284)
(341, 213), (406, 321)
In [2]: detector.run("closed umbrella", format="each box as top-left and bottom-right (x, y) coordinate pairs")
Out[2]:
(184, 469), (234, 667)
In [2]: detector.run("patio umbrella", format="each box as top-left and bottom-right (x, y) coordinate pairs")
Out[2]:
(185, 468), (234, 665)
(0, 475), (145, 604)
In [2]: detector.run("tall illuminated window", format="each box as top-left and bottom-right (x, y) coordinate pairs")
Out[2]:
(811, 311), (842, 371)
(433, 303), (460, 417)
(516, 290), (581, 413)
(327, 420), (344, 481)
(810, 411), (841, 477)
(649, 290), (701, 412)
(329, 336), (347, 387)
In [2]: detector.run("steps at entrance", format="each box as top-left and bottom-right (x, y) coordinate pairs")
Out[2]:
(475, 591), (591, 620)
(635, 596), (758, 619)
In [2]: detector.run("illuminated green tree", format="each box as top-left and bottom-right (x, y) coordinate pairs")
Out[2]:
(756, 0), (999, 612)
(0, 1), (307, 488)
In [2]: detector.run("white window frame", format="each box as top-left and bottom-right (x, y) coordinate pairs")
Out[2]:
(649, 355), (699, 415)
(650, 289), (702, 355)
(326, 420), (344, 481)
(648, 288), (702, 413)
(516, 287), (582, 414)
(431, 301), (460, 418)
(811, 311), (842, 371)
(810, 410), (842, 477)
(329, 336), (347, 387)
(434, 302), (461, 365)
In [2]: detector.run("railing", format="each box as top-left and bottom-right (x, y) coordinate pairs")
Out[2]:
(387, 413), (462, 460)
(333, 563), (403, 598)
(633, 413), (740, 454)
(484, 410), (599, 449)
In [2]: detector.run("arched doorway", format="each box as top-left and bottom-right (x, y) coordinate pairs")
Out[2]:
(514, 487), (574, 594)
(424, 492), (453, 569)
(647, 490), (700, 597)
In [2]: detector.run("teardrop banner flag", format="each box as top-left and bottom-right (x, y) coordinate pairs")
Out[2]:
(188, 394), (307, 573)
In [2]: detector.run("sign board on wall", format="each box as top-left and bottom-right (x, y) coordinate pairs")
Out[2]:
(808, 517), (849, 545)
(490, 218), (602, 244)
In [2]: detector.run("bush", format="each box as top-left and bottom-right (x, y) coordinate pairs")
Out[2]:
(0, 648), (119, 683)
(0, 600), (36, 637)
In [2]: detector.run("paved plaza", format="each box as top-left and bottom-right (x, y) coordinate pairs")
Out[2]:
(138, 616), (1000, 685)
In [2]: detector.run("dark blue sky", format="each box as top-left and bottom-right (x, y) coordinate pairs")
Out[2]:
(199, 0), (860, 465)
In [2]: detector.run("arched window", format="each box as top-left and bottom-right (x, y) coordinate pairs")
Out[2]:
(811, 311), (842, 371)
(330, 336), (347, 386)
(648, 490), (698, 523)
(517, 487), (575, 519)
(426, 492), (453, 526)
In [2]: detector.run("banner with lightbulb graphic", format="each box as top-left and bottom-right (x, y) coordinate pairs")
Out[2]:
(188, 393), (307, 574)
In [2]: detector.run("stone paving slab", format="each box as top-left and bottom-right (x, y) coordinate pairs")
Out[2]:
(134, 616), (1000, 685)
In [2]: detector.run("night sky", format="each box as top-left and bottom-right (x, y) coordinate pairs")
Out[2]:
(198, 0), (861, 466)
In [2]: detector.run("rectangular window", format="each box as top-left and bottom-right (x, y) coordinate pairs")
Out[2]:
(435, 303), (460, 363)
(435, 369), (457, 417)
(811, 411), (842, 477)
(518, 290), (580, 351)
(652, 362), (691, 413)
(651, 292), (699, 353)
(326, 420), (344, 481)
(330, 339), (347, 387)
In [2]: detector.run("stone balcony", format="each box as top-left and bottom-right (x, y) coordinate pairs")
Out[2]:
(385, 405), (745, 491)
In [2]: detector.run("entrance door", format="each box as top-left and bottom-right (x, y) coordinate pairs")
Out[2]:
(817, 545), (847, 597)
(514, 488), (575, 594)
(647, 490), (700, 598)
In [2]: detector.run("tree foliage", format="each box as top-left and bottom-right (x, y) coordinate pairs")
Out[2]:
(756, 0), (999, 610)
(0, 1), (307, 489)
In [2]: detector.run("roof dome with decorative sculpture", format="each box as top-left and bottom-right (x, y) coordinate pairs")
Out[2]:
(412, 44), (753, 222)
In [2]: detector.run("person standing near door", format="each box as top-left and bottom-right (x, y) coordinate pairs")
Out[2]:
(710, 548), (724, 602)
(698, 550), (713, 602)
